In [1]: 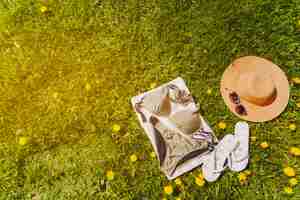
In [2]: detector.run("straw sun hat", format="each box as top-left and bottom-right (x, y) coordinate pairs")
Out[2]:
(220, 56), (290, 122)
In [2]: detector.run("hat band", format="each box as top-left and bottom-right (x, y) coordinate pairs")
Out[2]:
(241, 89), (277, 106)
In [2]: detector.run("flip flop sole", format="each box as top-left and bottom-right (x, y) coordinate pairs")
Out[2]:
(202, 134), (238, 182)
(229, 121), (249, 172)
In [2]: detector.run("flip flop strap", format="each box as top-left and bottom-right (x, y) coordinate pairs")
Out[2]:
(212, 150), (228, 173)
(229, 140), (249, 163)
(232, 140), (241, 152)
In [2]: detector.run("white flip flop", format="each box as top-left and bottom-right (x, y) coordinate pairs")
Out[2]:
(202, 134), (238, 182)
(228, 121), (249, 172)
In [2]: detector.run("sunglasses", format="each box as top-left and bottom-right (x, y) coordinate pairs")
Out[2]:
(226, 89), (247, 116)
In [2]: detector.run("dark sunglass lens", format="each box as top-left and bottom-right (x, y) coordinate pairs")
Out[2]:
(235, 105), (247, 116)
(229, 92), (240, 104)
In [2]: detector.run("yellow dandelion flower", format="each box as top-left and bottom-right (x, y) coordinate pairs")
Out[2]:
(174, 178), (182, 186)
(162, 198), (167, 200)
(289, 147), (300, 156)
(112, 124), (121, 132)
(250, 136), (257, 142)
(175, 198), (182, 200)
(106, 170), (114, 180)
(284, 186), (293, 194)
(195, 177), (205, 187)
(164, 185), (173, 195)
(52, 92), (59, 99)
(289, 178), (298, 186)
(238, 172), (247, 184)
(40, 6), (48, 13)
(198, 172), (204, 180)
(260, 141), (269, 149)
(289, 123), (296, 131)
(218, 121), (226, 130)
(284, 167), (296, 177)
(292, 77), (300, 84)
(244, 170), (252, 176)
(207, 89), (212, 95)
(14, 41), (20, 48)
(18, 137), (28, 146)
(85, 83), (91, 91)
(150, 82), (157, 89)
(150, 151), (156, 158)
(130, 154), (138, 162)
(16, 129), (23, 135)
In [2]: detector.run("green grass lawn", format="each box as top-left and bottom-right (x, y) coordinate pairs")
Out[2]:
(1, 0), (300, 199)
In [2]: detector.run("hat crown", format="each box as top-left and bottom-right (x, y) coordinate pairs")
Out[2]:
(236, 72), (277, 106)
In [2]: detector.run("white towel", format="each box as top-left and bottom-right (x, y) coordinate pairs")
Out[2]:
(131, 77), (218, 180)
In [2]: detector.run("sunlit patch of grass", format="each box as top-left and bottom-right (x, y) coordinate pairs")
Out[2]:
(0, 0), (300, 199)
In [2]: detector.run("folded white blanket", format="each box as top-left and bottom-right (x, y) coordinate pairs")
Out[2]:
(131, 77), (218, 180)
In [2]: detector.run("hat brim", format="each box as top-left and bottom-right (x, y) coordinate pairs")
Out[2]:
(220, 56), (290, 122)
